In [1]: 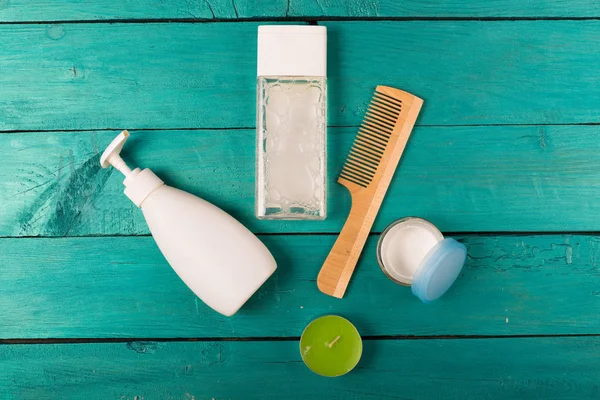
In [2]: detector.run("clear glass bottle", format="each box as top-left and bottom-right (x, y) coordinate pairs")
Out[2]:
(256, 25), (327, 220)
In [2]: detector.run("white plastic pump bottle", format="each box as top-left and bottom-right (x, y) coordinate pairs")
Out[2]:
(100, 131), (277, 317)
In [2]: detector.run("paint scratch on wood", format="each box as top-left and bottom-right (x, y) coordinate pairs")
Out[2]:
(200, 343), (229, 366)
(17, 153), (112, 236)
(314, 0), (325, 14)
(565, 245), (573, 264)
(538, 127), (547, 150)
(231, 0), (239, 18)
(45, 24), (65, 40)
(126, 341), (158, 354)
(13, 176), (56, 197)
(348, 0), (380, 17)
(202, 0), (216, 18)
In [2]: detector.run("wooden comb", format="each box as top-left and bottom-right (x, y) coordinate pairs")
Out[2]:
(317, 86), (423, 298)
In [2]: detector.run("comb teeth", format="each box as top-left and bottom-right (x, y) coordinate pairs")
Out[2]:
(339, 90), (402, 188)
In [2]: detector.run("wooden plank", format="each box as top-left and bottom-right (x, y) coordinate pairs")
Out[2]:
(2, 337), (599, 399)
(1, 0), (600, 21)
(3, 125), (600, 237)
(2, 21), (600, 131)
(1, 234), (598, 339)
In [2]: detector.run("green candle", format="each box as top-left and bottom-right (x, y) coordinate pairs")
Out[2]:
(300, 315), (362, 377)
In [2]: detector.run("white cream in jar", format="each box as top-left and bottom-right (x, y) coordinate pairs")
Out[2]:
(377, 217), (467, 303)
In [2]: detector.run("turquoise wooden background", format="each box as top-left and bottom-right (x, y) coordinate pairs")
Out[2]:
(2, 1), (600, 399)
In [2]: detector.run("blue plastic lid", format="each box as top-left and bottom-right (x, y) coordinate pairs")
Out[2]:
(411, 238), (467, 303)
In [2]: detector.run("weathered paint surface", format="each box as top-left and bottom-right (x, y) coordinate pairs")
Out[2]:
(2, 338), (600, 399)
(2, 22), (600, 131)
(1, 0), (600, 21)
(2, 3), (600, 399)
(3, 126), (600, 236)
(0, 234), (598, 338)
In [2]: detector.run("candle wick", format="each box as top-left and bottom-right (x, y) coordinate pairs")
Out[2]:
(327, 335), (341, 348)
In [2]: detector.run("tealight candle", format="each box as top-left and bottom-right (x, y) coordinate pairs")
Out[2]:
(377, 217), (467, 303)
(300, 315), (362, 377)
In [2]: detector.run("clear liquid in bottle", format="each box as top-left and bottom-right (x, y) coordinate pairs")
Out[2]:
(256, 76), (326, 219)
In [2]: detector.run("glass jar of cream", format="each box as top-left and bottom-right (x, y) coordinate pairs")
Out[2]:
(376, 217), (467, 303)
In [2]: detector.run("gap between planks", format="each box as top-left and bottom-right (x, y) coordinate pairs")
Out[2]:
(0, 127), (256, 134)
(3, 121), (600, 135)
(4, 231), (600, 240)
(3, 333), (600, 345)
(4, 16), (600, 25)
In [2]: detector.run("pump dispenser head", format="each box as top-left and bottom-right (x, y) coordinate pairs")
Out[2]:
(100, 130), (133, 175)
(101, 130), (164, 207)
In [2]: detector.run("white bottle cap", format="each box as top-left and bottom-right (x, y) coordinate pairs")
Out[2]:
(257, 25), (327, 77)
